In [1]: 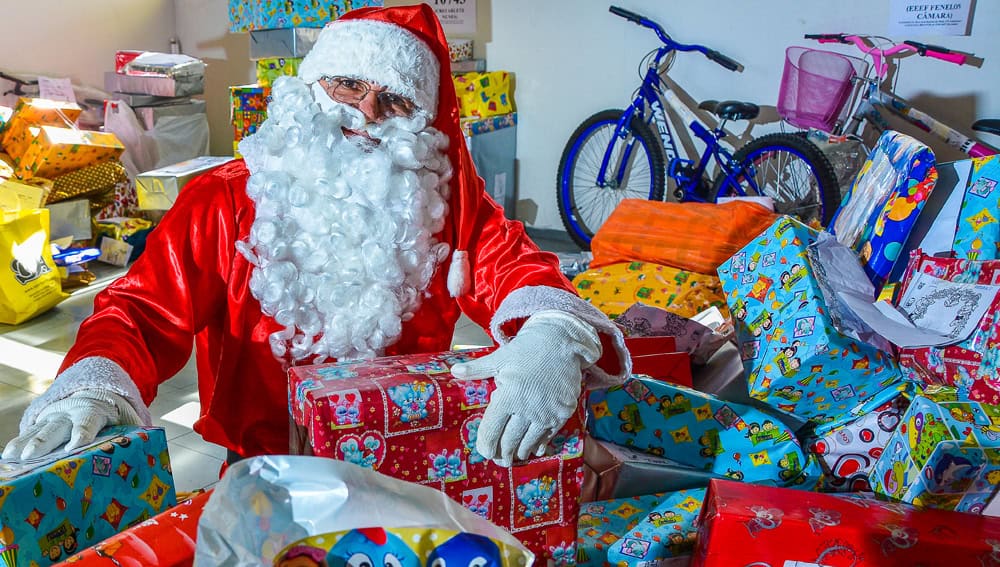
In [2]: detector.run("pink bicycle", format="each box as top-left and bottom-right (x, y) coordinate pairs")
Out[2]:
(780, 33), (996, 157)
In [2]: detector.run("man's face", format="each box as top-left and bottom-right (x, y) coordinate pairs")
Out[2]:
(316, 75), (418, 139)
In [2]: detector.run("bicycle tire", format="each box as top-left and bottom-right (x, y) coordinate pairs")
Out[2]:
(557, 109), (666, 249)
(711, 132), (840, 226)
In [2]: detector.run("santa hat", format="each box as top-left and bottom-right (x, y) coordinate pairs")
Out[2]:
(298, 5), (478, 297)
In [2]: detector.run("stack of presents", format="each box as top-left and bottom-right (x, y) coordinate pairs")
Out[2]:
(228, 0), (520, 218)
(0, 51), (231, 325)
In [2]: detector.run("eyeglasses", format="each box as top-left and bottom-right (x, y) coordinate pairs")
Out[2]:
(318, 76), (417, 121)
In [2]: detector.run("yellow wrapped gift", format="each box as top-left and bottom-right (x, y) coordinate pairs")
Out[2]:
(452, 71), (514, 119)
(572, 260), (730, 320)
(1, 97), (81, 158)
(13, 126), (124, 180)
(255, 57), (302, 88)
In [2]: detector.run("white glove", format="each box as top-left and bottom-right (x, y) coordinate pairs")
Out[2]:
(451, 310), (601, 466)
(3, 389), (141, 461)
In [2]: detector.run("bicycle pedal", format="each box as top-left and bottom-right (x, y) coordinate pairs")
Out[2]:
(668, 158), (697, 184)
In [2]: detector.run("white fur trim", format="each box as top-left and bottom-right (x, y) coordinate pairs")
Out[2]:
(490, 286), (631, 388)
(448, 249), (471, 298)
(298, 19), (440, 120)
(21, 356), (152, 430)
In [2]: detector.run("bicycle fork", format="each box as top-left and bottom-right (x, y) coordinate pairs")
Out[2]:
(595, 109), (644, 189)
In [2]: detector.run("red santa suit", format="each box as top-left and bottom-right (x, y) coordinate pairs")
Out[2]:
(24, 5), (628, 458)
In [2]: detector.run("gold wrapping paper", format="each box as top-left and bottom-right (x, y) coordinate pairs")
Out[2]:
(44, 160), (128, 204)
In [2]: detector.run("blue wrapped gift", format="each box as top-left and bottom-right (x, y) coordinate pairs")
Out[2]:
(829, 130), (937, 289)
(0, 426), (175, 567)
(606, 488), (705, 566)
(953, 154), (1000, 261)
(718, 216), (902, 431)
(588, 377), (821, 488)
(228, 0), (383, 33)
(576, 494), (664, 566)
(869, 394), (1000, 513)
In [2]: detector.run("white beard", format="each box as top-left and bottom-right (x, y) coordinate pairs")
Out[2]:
(237, 76), (453, 364)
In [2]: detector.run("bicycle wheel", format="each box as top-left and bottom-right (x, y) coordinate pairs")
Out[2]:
(711, 132), (840, 226)
(557, 109), (665, 249)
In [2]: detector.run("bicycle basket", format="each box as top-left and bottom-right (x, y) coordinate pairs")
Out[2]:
(778, 46), (868, 133)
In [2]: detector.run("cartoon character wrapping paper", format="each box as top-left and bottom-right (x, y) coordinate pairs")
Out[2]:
(576, 494), (665, 566)
(587, 376), (822, 489)
(227, 0), (382, 32)
(605, 488), (705, 566)
(896, 251), (1000, 403)
(273, 527), (531, 567)
(572, 261), (729, 321)
(288, 349), (586, 564)
(868, 394), (1000, 514)
(951, 155), (1000, 261)
(0, 426), (175, 567)
(690, 478), (1000, 567)
(718, 216), (903, 432)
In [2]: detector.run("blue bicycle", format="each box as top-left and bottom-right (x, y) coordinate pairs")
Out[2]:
(557, 6), (839, 249)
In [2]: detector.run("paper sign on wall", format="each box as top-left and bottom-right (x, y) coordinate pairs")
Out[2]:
(888, 0), (975, 36)
(425, 0), (477, 35)
(37, 76), (77, 103)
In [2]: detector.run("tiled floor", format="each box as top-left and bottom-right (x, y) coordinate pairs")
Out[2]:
(0, 266), (498, 492)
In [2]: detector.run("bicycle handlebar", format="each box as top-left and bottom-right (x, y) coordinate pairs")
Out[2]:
(609, 5), (741, 71)
(905, 40), (968, 65)
(805, 33), (971, 78)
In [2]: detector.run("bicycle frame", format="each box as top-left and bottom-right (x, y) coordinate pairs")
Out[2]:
(845, 82), (997, 158)
(594, 50), (754, 202)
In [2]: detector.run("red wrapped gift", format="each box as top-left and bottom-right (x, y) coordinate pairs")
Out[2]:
(59, 490), (209, 566)
(289, 349), (586, 564)
(691, 478), (1000, 566)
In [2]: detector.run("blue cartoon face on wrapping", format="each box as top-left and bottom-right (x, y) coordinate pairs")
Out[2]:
(429, 448), (465, 481)
(463, 417), (486, 465)
(326, 528), (420, 567)
(427, 533), (503, 567)
(463, 381), (490, 407)
(340, 436), (382, 469)
(387, 382), (435, 423)
(516, 476), (556, 518)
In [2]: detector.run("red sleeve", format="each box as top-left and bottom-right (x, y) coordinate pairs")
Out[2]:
(455, 188), (575, 333)
(60, 169), (241, 404)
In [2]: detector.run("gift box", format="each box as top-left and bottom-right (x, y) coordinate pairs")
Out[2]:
(691, 478), (1000, 566)
(0, 426), (176, 567)
(0, 98), (81, 159)
(103, 71), (204, 98)
(45, 160), (128, 205)
(61, 490), (208, 566)
(453, 72), (514, 119)
(606, 488), (704, 566)
(808, 386), (910, 492)
(583, 436), (720, 501)
(576, 494), (665, 567)
(288, 349), (586, 563)
(120, 52), (205, 79)
(249, 27), (322, 60)
(574, 261), (730, 321)
(13, 126), (124, 180)
(460, 112), (517, 138)
(953, 154), (1000, 261)
(869, 394), (1000, 513)
(136, 156), (234, 211)
(134, 99), (207, 131)
(829, 130), (937, 289)
(448, 38), (474, 62)
(615, 302), (729, 366)
(451, 59), (487, 74)
(45, 198), (91, 241)
(464, 113), (517, 218)
(94, 217), (154, 265)
(228, 0), (382, 32)
(718, 216), (902, 430)
(230, 85), (270, 156)
(255, 57), (302, 88)
(588, 377), (821, 488)
(93, 177), (138, 221)
(896, 252), (1000, 403)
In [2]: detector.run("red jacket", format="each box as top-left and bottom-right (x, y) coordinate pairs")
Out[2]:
(62, 160), (580, 457)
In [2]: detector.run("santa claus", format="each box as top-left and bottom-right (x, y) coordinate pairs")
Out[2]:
(3, 5), (628, 467)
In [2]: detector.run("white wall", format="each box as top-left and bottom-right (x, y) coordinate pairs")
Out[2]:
(489, 0), (1000, 230)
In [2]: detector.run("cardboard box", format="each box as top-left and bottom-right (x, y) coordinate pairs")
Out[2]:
(717, 216), (902, 431)
(136, 156), (234, 211)
(248, 27), (321, 60)
(869, 394), (1000, 513)
(691, 478), (1000, 566)
(588, 377), (821, 488)
(13, 126), (124, 180)
(0, 426), (176, 567)
(288, 349), (586, 563)
(583, 436), (721, 501)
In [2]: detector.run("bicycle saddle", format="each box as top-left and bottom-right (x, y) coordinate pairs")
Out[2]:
(698, 99), (760, 121)
(973, 119), (1000, 136)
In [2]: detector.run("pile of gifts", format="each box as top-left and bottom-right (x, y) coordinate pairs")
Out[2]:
(106, 51), (208, 130)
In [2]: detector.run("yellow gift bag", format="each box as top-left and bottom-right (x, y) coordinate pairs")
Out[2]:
(0, 208), (68, 324)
